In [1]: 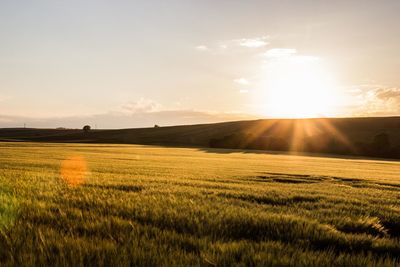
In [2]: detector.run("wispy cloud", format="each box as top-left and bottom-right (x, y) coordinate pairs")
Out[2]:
(376, 87), (400, 100)
(0, 116), (12, 123)
(263, 48), (297, 58)
(233, 78), (250, 85)
(261, 48), (320, 63)
(0, 110), (258, 129)
(349, 86), (400, 116)
(0, 97), (259, 128)
(120, 98), (162, 113)
(195, 36), (269, 52)
(195, 45), (208, 51)
(237, 37), (269, 48)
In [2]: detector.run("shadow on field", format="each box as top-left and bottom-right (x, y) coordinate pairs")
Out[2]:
(253, 172), (326, 184)
(197, 147), (400, 162)
(218, 192), (323, 206)
(83, 184), (144, 192)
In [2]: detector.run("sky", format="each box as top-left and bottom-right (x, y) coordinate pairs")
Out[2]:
(1, 0), (400, 128)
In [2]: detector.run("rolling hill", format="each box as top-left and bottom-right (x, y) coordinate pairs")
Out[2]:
(1, 117), (400, 158)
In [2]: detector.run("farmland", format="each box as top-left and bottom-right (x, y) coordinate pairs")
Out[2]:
(0, 142), (400, 266)
(1, 117), (400, 159)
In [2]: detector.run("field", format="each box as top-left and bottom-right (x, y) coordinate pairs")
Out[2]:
(1, 117), (400, 161)
(0, 142), (400, 266)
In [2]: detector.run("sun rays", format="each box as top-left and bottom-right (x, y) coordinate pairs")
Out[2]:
(288, 119), (356, 154)
(225, 119), (354, 154)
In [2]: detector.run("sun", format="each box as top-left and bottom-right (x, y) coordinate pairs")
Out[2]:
(259, 55), (341, 118)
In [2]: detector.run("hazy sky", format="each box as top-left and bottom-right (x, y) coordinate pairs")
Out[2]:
(1, 0), (399, 128)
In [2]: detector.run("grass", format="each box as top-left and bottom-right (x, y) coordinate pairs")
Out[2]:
(0, 142), (399, 266)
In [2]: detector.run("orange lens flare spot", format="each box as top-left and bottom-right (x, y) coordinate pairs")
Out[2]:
(60, 156), (88, 187)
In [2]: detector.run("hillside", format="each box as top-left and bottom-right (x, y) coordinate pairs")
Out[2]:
(1, 117), (400, 158)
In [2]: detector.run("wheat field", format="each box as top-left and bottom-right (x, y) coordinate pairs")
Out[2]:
(0, 142), (399, 266)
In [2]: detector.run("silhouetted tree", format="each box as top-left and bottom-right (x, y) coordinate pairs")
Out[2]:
(83, 125), (91, 133)
(154, 124), (160, 128)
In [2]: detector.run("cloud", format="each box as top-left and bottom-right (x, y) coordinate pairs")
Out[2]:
(345, 87), (362, 94)
(0, 97), (257, 128)
(195, 45), (208, 51)
(195, 36), (269, 52)
(0, 110), (258, 129)
(263, 48), (297, 58)
(261, 48), (320, 64)
(0, 116), (13, 123)
(350, 86), (400, 116)
(375, 87), (400, 100)
(233, 78), (250, 85)
(120, 98), (162, 113)
(237, 37), (269, 48)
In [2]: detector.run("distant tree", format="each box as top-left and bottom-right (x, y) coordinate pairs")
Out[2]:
(154, 124), (160, 128)
(83, 125), (91, 133)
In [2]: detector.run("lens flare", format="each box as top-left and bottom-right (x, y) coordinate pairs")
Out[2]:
(60, 156), (88, 187)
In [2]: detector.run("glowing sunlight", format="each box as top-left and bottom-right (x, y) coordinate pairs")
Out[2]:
(60, 155), (88, 187)
(260, 55), (341, 118)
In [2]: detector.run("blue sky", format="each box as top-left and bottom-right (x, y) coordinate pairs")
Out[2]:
(1, 0), (399, 128)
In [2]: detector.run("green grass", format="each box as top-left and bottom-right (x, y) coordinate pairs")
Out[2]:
(0, 142), (399, 266)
